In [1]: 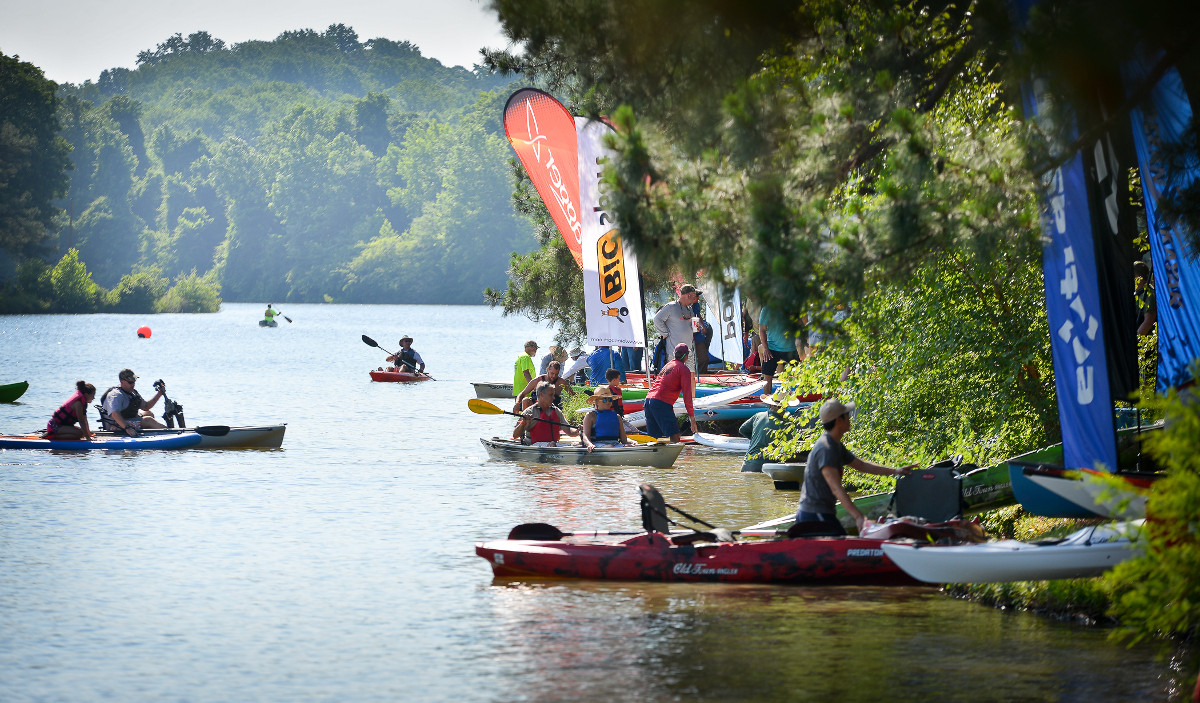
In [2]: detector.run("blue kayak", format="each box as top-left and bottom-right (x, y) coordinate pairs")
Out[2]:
(0, 433), (203, 450)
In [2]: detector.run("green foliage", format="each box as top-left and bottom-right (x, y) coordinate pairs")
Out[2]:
(1106, 383), (1200, 642)
(156, 269), (222, 312)
(49, 249), (104, 312)
(110, 266), (170, 312)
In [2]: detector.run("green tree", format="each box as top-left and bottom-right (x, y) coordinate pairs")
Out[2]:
(109, 266), (169, 312)
(0, 52), (72, 257)
(156, 269), (221, 312)
(49, 248), (104, 312)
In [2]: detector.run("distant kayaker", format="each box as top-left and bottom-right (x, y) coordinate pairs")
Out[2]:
(386, 334), (425, 375)
(796, 399), (914, 534)
(580, 386), (635, 452)
(643, 343), (697, 442)
(100, 369), (167, 436)
(45, 380), (97, 440)
(263, 304), (278, 324)
(513, 340), (538, 398)
(513, 381), (577, 446)
(514, 360), (570, 412)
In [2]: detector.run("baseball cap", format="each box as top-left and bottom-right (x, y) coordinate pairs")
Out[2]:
(818, 399), (856, 423)
(119, 369), (138, 382)
(680, 284), (700, 296)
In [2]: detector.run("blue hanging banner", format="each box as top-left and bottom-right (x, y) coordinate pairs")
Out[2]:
(1125, 57), (1200, 391)
(1022, 78), (1120, 473)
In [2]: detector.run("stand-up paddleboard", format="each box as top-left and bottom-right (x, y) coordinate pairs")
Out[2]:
(880, 520), (1143, 583)
(692, 433), (751, 451)
(626, 381), (766, 429)
(0, 433), (203, 450)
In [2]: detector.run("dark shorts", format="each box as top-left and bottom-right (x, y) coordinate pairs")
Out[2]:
(793, 511), (847, 536)
(644, 398), (680, 439)
(762, 348), (799, 377)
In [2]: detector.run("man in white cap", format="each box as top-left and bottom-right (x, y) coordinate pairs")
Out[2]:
(796, 399), (914, 534)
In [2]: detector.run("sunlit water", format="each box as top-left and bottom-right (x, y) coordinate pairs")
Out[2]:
(0, 304), (1194, 701)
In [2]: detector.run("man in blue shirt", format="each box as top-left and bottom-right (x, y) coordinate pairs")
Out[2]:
(586, 346), (625, 386)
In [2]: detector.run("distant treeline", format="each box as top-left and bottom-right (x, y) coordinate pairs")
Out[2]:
(0, 25), (536, 312)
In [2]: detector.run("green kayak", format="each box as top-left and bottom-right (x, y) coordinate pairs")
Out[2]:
(0, 381), (29, 403)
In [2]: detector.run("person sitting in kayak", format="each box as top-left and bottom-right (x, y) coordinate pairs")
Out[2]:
(263, 304), (278, 324)
(513, 360), (570, 412)
(386, 334), (425, 375)
(46, 380), (97, 440)
(796, 399), (914, 534)
(513, 381), (577, 446)
(643, 343), (698, 442)
(99, 369), (167, 436)
(580, 386), (635, 452)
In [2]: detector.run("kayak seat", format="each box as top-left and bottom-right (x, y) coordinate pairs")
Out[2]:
(94, 404), (120, 432)
(639, 484), (671, 534)
(891, 466), (964, 523)
(671, 528), (736, 545)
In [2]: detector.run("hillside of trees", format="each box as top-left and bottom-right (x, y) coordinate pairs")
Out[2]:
(0, 25), (536, 310)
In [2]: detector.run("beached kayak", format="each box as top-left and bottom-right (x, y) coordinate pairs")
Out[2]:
(881, 520), (1144, 583)
(480, 437), (684, 468)
(472, 381), (514, 398)
(0, 433), (203, 451)
(0, 381), (29, 403)
(692, 433), (751, 452)
(369, 370), (433, 383)
(94, 424), (286, 449)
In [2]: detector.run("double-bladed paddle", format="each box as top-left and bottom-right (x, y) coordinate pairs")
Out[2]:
(362, 334), (434, 379)
(467, 398), (659, 444)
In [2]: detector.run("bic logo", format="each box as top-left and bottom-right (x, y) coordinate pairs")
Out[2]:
(597, 231), (627, 304)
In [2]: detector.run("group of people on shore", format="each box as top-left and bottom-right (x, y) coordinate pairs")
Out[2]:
(46, 369), (168, 440)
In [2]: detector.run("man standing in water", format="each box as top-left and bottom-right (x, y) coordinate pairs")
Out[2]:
(796, 399), (913, 534)
(513, 340), (538, 399)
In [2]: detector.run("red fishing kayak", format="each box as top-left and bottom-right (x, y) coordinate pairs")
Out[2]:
(369, 370), (433, 383)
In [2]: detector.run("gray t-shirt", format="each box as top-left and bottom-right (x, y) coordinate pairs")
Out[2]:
(798, 432), (856, 515)
(653, 300), (695, 356)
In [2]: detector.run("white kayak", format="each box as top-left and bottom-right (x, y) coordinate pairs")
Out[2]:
(692, 432), (751, 452)
(625, 381), (766, 429)
(880, 520), (1143, 583)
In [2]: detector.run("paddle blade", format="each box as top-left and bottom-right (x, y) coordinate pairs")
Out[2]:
(468, 398), (504, 415)
(507, 523), (565, 541)
(283, 316), (292, 323)
(628, 433), (657, 443)
(361, 334), (379, 348)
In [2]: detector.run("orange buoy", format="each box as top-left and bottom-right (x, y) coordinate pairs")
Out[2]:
(137, 326), (152, 338)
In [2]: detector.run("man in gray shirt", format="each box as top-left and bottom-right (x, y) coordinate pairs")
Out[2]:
(653, 284), (700, 375)
(797, 399), (913, 534)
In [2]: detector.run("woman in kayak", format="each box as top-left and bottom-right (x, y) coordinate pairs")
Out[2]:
(46, 380), (97, 440)
(643, 343), (698, 442)
(513, 381), (577, 446)
(580, 386), (636, 452)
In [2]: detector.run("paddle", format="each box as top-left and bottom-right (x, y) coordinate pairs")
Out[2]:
(362, 334), (433, 379)
(467, 398), (659, 444)
(507, 522), (643, 541)
(281, 313), (292, 323)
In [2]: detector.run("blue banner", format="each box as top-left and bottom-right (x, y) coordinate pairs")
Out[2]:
(1125, 58), (1200, 390)
(1023, 79), (1120, 473)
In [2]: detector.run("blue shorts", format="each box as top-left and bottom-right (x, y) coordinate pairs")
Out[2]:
(644, 398), (680, 438)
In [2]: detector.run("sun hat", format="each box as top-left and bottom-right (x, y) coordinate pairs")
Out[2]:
(762, 391), (803, 409)
(818, 399), (856, 423)
(587, 386), (617, 404)
(400, 334), (413, 343)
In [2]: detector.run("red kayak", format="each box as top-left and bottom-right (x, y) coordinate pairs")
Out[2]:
(476, 484), (984, 585)
(369, 370), (432, 383)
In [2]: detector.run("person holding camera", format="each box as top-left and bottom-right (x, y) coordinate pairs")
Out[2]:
(100, 369), (167, 436)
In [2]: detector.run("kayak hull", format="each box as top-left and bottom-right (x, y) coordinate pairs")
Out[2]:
(258, 319), (278, 327)
(481, 437), (684, 468)
(370, 370), (432, 383)
(476, 532), (918, 585)
(0, 433), (203, 450)
(880, 521), (1143, 583)
(692, 432), (751, 452)
(95, 425), (286, 449)
(0, 381), (29, 403)
(472, 381), (514, 398)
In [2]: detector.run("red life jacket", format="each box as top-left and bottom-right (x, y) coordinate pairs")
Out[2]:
(528, 406), (561, 443)
(48, 390), (85, 429)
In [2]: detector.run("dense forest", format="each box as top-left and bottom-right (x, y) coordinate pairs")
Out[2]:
(0, 25), (537, 311)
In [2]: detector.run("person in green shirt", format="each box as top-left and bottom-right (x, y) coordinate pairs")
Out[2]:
(263, 304), (278, 324)
(513, 340), (538, 397)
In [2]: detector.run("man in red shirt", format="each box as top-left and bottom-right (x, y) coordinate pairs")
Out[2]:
(644, 343), (698, 442)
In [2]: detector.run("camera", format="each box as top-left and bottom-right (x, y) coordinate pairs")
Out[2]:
(153, 379), (165, 392)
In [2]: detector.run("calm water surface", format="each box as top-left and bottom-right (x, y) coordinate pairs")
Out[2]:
(0, 304), (1194, 701)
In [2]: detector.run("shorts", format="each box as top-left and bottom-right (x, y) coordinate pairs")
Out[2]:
(683, 350), (697, 374)
(793, 511), (847, 536)
(762, 348), (798, 377)
(644, 398), (681, 439)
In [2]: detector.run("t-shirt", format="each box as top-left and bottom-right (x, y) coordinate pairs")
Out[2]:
(586, 348), (624, 386)
(513, 353), (536, 396)
(645, 360), (694, 416)
(758, 305), (794, 353)
(653, 301), (695, 357)
(798, 432), (857, 515)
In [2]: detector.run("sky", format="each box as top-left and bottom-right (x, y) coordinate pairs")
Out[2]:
(0, 0), (514, 85)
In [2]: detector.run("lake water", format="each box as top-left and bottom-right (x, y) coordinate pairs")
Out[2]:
(0, 303), (1194, 702)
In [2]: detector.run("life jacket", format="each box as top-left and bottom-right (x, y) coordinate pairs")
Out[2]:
(99, 386), (144, 429)
(49, 391), (86, 428)
(527, 406), (561, 443)
(398, 348), (419, 371)
(608, 383), (625, 415)
(590, 409), (621, 441)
